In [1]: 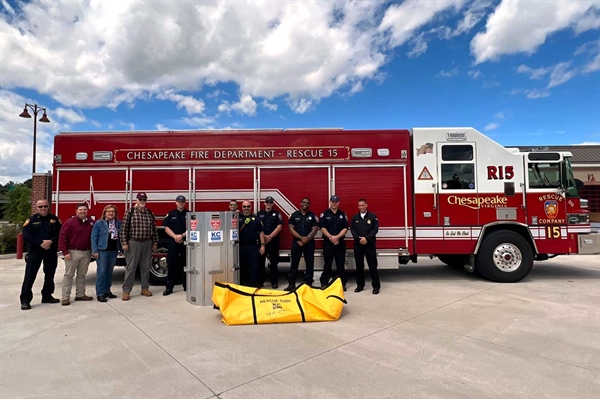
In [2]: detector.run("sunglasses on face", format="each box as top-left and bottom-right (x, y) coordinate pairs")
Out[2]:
(138, 199), (147, 202)
(242, 206), (251, 209)
(301, 201), (310, 204)
(265, 201), (273, 204)
(38, 205), (49, 209)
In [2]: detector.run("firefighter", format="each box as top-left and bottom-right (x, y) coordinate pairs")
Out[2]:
(20, 199), (62, 310)
(319, 195), (348, 291)
(238, 200), (265, 287)
(162, 195), (189, 296)
(350, 198), (380, 295)
(286, 197), (318, 291)
(229, 199), (239, 213)
(257, 196), (283, 289)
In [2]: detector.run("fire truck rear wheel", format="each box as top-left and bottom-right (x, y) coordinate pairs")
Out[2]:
(149, 247), (168, 285)
(477, 231), (533, 283)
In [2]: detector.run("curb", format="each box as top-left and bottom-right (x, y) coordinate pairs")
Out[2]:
(0, 253), (17, 260)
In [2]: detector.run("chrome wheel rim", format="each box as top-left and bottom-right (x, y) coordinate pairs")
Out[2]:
(151, 248), (168, 277)
(492, 243), (522, 272)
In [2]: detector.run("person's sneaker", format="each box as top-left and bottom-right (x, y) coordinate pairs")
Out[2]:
(41, 296), (60, 304)
(105, 292), (117, 299)
(62, 299), (70, 306)
(141, 289), (153, 297)
(75, 295), (93, 301)
(122, 292), (130, 301)
(21, 303), (31, 310)
(284, 283), (295, 292)
(97, 295), (107, 302)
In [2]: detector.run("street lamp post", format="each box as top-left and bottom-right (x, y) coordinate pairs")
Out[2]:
(19, 103), (50, 175)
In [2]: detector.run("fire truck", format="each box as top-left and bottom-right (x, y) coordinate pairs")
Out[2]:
(52, 127), (599, 285)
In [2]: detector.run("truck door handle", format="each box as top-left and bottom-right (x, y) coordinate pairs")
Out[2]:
(432, 183), (437, 210)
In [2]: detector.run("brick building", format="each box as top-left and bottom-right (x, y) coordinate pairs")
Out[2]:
(30, 172), (52, 214)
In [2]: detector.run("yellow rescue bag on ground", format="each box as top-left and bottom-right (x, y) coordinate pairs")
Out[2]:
(212, 278), (347, 325)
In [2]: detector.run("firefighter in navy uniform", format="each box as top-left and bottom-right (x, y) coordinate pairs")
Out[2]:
(162, 195), (189, 296)
(257, 196), (283, 289)
(286, 197), (318, 291)
(20, 200), (62, 310)
(319, 195), (348, 291)
(350, 198), (380, 295)
(238, 200), (265, 287)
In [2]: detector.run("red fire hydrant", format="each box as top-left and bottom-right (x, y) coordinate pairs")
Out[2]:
(16, 233), (24, 260)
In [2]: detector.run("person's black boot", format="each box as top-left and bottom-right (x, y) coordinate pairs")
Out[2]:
(284, 283), (295, 292)
(97, 295), (107, 302)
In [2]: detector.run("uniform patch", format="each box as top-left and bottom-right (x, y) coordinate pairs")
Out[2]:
(278, 214), (283, 221)
(23, 219), (30, 227)
(367, 219), (371, 224)
(49, 219), (56, 224)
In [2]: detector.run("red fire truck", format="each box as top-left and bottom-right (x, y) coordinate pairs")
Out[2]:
(52, 127), (599, 284)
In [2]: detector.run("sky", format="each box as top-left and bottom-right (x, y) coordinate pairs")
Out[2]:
(1, 0), (599, 184)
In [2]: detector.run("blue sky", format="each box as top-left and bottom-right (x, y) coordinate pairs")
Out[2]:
(1, 0), (599, 184)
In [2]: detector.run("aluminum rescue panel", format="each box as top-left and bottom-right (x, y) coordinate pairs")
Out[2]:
(186, 212), (239, 306)
(578, 234), (600, 254)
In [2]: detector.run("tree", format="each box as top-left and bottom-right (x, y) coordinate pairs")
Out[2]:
(4, 185), (32, 224)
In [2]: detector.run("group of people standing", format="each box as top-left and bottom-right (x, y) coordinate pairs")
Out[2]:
(235, 196), (381, 295)
(19, 193), (381, 310)
(19, 192), (164, 310)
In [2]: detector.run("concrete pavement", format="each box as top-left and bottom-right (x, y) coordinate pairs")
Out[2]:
(1, 256), (599, 398)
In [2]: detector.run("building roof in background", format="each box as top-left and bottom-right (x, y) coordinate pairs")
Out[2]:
(507, 145), (600, 165)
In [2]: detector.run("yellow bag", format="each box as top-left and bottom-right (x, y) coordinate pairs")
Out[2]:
(212, 278), (347, 325)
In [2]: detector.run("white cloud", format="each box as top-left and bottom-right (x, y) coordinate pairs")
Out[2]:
(156, 90), (205, 114)
(380, 0), (466, 47)
(0, 90), (66, 183)
(547, 62), (577, 88)
(484, 122), (499, 131)
(517, 64), (549, 80)
(0, 1), (390, 113)
(288, 98), (313, 114)
(482, 80), (500, 88)
(472, 0), (600, 63)
(494, 112), (505, 119)
(583, 53), (600, 73)
(261, 100), (278, 111)
(219, 95), (257, 116)
(54, 107), (86, 124)
(435, 66), (459, 78)
(181, 116), (215, 127)
(526, 89), (550, 99)
(406, 33), (428, 58)
(574, 141), (600, 145)
(443, 0), (493, 38)
(156, 123), (169, 130)
(1, 0), (15, 16)
(468, 69), (483, 79)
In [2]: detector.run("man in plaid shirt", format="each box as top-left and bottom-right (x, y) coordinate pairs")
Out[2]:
(120, 192), (158, 300)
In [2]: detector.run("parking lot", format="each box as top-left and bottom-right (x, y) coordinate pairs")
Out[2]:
(1, 255), (599, 399)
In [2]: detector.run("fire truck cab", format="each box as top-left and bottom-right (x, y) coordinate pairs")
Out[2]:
(52, 127), (599, 285)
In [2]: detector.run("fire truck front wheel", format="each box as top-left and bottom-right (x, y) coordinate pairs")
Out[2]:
(477, 231), (534, 283)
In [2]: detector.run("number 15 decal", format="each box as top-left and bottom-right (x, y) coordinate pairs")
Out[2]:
(546, 226), (561, 239)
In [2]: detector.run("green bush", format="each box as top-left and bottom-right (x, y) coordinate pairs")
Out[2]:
(0, 225), (20, 254)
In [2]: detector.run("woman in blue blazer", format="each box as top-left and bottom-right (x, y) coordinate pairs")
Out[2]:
(91, 205), (122, 302)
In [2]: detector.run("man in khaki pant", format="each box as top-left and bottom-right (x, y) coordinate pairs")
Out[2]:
(58, 203), (95, 305)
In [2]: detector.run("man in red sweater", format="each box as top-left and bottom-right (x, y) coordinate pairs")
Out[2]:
(58, 203), (95, 306)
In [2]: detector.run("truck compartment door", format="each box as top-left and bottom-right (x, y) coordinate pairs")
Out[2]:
(130, 168), (192, 219)
(53, 168), (128, 221)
